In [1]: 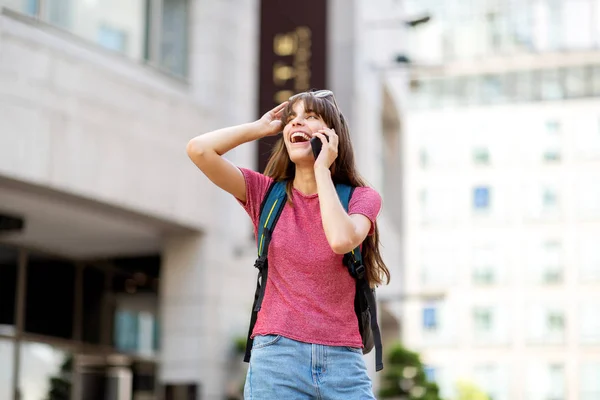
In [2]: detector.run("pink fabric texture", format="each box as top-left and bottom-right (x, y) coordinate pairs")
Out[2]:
(237, 167), (382, 348)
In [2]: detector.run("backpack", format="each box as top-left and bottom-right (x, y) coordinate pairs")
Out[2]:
(243, 180), (384, 371)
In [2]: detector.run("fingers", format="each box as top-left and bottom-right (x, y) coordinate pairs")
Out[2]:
(317, 128), (338, 147)
(271, 101), (288, 115)
(313, 131), (328, 145)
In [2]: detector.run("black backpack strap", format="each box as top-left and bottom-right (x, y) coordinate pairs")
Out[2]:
(336, 183), (384, 371)
(243, 180), (287, 363)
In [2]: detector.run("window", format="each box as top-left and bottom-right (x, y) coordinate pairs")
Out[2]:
(580, 302), (600, 344)
(473, 364), (509, 400)
(473, 147), (490, 165)
(565, 66), (589, 98)
(573, 116), (600, 160)
(420, 186), (459, 224)
(472, 246), (497, 285)
(481, 75), (507, 104)
(420, 245), (457, 287)
(423, 306), (438, 331)
(540, 69), (564, 101)
(2, 0), (189, 77)
(473, 308), (493, 333)
(0, 245), (17, 332)
(576, 175), (600, 219)
(473, 186), (491, 211)
(19, 341), (72, 400)
(580, 362), (600, 400)
(541, 241), (563, 283)
(0, 0), (38, 16)
(528, 306), (565, 344)
(525, 185), (561, 220)
(25, 253), (75, 340)
(0, 339), (14, 400)
(547, 312), (565, 334)
(563, 0), (594, 50)
(543, 120), (562, 162)
(509, 71), (536, 102)
(422, 302), (457, 346)
(527, 363), (566, 400)
(97, 25), (128, 53)
(592, 66), (600, 96)
(159, 0), (189, 77)
(579, 236), (600, 282)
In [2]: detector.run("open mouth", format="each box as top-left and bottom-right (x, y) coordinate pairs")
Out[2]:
(291, 132), (311, 144)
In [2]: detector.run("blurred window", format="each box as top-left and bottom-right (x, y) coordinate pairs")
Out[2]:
(423, 306), (438, 331)
(0, 0), (38, 16)
(580, 363), (600, 400)
(0, 245), (17, 333)
(473, 147), (490, 166)
(579, 236), (600, 282)
(580, 302), (600, 344)
(593, 66), (600, 96)
(528, 306), (565, 344)
(473, 308), (493, 333)
(563, 0), (594, 50)
(19, 341), (72, 400)
(564, 66), (589, 98)
(473, 364), (509, 400)
(1, 0), (188, 77)
(481, 74), (508, 104)
(0, 339), (13, 400)
(473, 186), (491, 211)
(25, 253), (75, 340)
(472, 246), (497, 285)
(543, 120), (562, 162)
(540, 69), (564, 101)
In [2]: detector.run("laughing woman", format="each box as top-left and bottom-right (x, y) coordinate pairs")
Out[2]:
(186, 90), (390, 399)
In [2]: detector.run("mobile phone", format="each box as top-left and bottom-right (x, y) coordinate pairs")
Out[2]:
(310, 135), (329, 159)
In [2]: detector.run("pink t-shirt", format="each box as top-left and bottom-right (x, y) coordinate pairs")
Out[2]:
(237, 167), (382, 348)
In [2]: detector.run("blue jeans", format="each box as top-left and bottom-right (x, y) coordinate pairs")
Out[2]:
(244, 334), (375, 400)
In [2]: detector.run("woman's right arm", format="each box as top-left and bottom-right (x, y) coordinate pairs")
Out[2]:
(186, 102), (288, 202)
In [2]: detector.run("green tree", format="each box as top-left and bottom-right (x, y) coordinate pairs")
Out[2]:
(379, 342), (444, 400)
(454, 380), (490, 400)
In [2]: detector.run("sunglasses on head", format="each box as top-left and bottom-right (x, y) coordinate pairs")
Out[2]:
(289, 89), (334, 100)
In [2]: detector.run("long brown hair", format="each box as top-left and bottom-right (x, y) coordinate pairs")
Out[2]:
(263, 91), (390, 288)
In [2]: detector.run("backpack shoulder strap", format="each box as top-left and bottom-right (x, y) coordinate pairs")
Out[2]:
(244, 180), (287, 363)
(335, 184), (364, 278)
(335, 183), (384, 371)
(257, 180), (287, 260)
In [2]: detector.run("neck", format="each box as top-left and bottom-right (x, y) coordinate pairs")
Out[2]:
(292, 164), (318, 195)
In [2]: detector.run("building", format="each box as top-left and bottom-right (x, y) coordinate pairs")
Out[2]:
(0, 0), (404, 398)
(401, 1), (600, 399)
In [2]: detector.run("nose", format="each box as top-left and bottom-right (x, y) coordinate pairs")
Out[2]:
(291, 116), (305, 126)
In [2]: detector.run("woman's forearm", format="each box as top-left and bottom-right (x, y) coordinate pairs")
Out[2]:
(315, 166), (358, 254)
(188, 121), (266, 156)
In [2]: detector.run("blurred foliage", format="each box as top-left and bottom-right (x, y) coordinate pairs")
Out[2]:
(46, 355), (72, 400)
(455, 380), (490, 400)
(379, 342), (443, 400)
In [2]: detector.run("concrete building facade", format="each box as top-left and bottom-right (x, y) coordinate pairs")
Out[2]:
(0, 0), (405, 398)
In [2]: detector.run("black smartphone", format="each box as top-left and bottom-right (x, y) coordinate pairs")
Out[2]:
(310, 135), (329, 159)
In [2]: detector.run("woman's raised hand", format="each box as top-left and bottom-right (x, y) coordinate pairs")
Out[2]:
(257, 101), (288, 137)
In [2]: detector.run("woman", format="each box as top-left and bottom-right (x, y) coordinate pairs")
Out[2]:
(186, 90), (390, 399)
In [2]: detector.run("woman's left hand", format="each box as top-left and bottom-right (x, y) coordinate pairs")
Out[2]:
(313, 127), (338, 170)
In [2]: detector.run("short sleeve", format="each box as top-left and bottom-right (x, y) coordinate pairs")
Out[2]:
(236, 167), (274, 229)
(348, 186), (382, 235)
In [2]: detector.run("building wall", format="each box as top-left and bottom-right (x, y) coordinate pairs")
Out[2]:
(401, 6), (600, 392)
(0, 0), (261, 398)
(0, 0), (407, 397)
